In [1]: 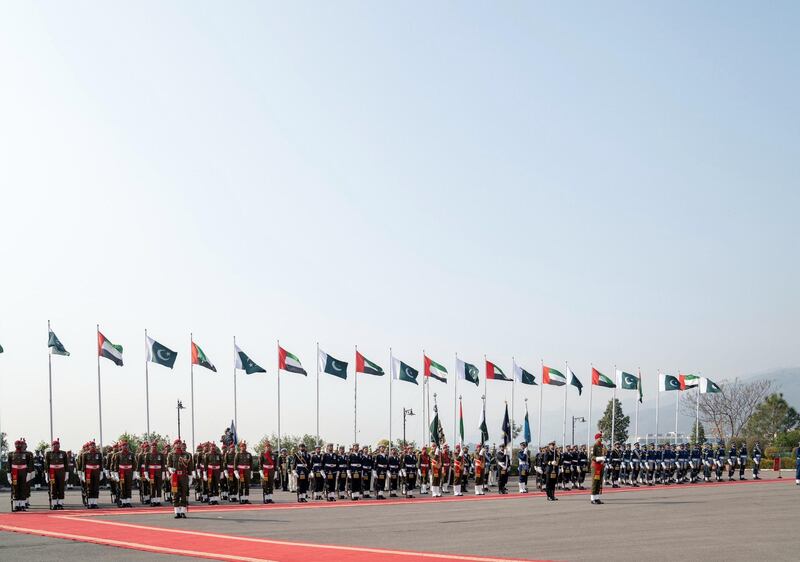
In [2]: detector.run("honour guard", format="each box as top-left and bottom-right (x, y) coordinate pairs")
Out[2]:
(203, 442), (222, 505)
(590, 433), (606, 504)
(517, 442), (530, 493)
(388, 447), (400, 497)
(752, 442), (763, 480)
(577, 445), (588, 489)
(347, 444), (362, 500)
(167, 440), (194, 518)
(225, 443), (238, 502)
(795, 442), (800, 485)
(738, 443), (748, 480)
(361, 446), (374, 498)
(8, 439), (33, 512)
(234, 441), (253, 504)
(112, 439), (137, 508)
(44, 439), (68, 509)
(278, 448), (290, 492)
(193, 444), (205, 502)
(496, 443), (509, 494)
(219, 444), (229, 501)
(146, 439), (166, 506)
(259, 441), (276, 504)
(543, 441), (560, 501)
(322, 443), (338, 501)
(452, 444), (464, 496)
(374, 445), (388, 499)
(402, 445), (418, 497)
(440, 444), (451, 494)
(727, 443), (738, 481)
(81, 441), (103, 508)
(418, 446), (430, 494)
(336, 445), (348, 499)
(310, 446), (324, 501)
(162, 442), (173, 503)
(714, 443), (726, 482)
(430, 443), (443, 497)
(473, 444), (486, 495)
(689, 443), (702, 483)
(138, 442), (151, 504)
(560, 445), (572, 490)
(293, 444), (311, 502)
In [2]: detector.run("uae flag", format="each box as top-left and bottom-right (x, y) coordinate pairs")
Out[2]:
(486, 360), (511, 381)
(456, 357), (480, 386)
(659, 373), (681, 392)
(48, 330), (70, 356)
(355, 351), (384, 376)
(97, 332), (123, 366)
(147, 336), (177, 369)
(617, 369), (639, 391)
(513, 360), (537, 385)
(191, 341), (216, 372)
(278, 346), (306, 375)
(318, 348), (348, 379)
(700, 377), (722, 394)
(424, 355), (447, 383)
(542, 365), (566, 386)
(391, 357), (419, 385)
(235, 344), (265, 374)
(568, 367), (583, 395)
(592, 367), (615, 388)
(679, 373), (700, 390)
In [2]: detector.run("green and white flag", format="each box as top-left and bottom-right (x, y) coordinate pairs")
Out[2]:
(658, 373), (681, 392)
(0, 343), (4, 353)
(456, 357), (480, 386)
(430, 409), (443, 445)
(318, 348), (348, 379)
(147, 336), (177, 369)
(617, 369), (639, 390)
(479, 403), (489, 444)
(235, 344), (265, 374)
(699, 377), (722, 394)
(48, 330), (70, 356)
(568, 366), (583, 395)
(98, 331), (123, 366)
(391, 356), (419, 385)
(513, 360), (537, 385)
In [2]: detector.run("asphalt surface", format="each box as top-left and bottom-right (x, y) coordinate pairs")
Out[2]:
(1, 472), (797, 561)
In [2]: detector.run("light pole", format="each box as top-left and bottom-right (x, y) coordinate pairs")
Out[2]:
(571, 416), (586, 446)
(402, 408), (415, 447)
(177, 400), (186, 440)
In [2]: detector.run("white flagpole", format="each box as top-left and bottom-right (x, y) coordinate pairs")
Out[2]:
(635, 368), (641, 443)
(674, 385), (679, 446)
(145, 328), (150, 436)
(453, 352), (459, 446)
(190, 332), (195, 452)
(96, 324), (103, 449)
(421, 350), (426, 447)
(47, 320), (54, 443)
(537, 359), (543, 449)
(587, 363), (593, 450)
(276, 340), (281, 451)
(232, 336), (238, 437)
(354, 345), (358, 444)
(695, 373), (701, 443)
(482, 355), (487, 447)
(655, 370), (660, 446)
(389, 347), (393, 446)
(316, 341), (320, 447)
(611, 364), (617, 445)
(511, 357), (516, 462)
(563, 360), (568, 447)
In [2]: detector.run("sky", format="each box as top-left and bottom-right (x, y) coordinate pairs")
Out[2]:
(1, 1), (798, 452)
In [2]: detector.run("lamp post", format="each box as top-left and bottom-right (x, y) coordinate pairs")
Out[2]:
(571, 416), (586, 446)
(177, 400), (186, 440)
(402, 408), (415, 447)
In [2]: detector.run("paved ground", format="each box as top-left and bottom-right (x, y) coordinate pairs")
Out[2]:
(1, 472), (796, 561)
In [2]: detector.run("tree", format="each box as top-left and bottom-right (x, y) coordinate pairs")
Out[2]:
(35, 440), (50, 454)
(773, 428), (800, 449)
(744, 393), (800, 443)
(689, 421), (706, 445)
(255, 433), (322, 454)
(511, 420), (521, 440)
(597, 398), (629, 444)
(681, 378), (772, 440)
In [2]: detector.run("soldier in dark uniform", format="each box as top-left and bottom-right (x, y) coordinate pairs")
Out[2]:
(590, 433), (606, 504)
(310, 445), (324, 501)
(689, 443), (702, 483)
(440, 444), (452, 494)
(336, 445), (348, 499)
(7, 439), (33, 512)
(752, 442), (763, 480)
(542, 441), (560, 501)
(67, 450), (78, 489)
(112, 439), (137, 508)
(608, 442), (622, 488)
(495, 443), (509, 494)
(234, 441), (253, 504)
(373, 444), (388, 499)
(167, 440), (194, 518)
(162, 442), (173, 503)
(145, 439), (166, 506)
(225, 443), (238, 502)
(675, 443), (689, 483)
(21, 441), (33, 507)
(418, 446), (430, 495)
(279, 448), (290, 492)
(714, 443), (726, 482)
(387, 447), (401, 497)
(322, 443), (338, 501)
(258, 440), (276, 504)
(81, 440), (103, 508)
(138, 442), (151, 504)
(727, 443), (738, 481)
(360, 446), (374, 498)
(403, 445), (418, 498)
(45, 439), (69, 509)
(105, 443), (118, 502)
(794, 442), (800, 485)
(517, 442), (530, 493)
(738, 443), (748, 480)
(534, 447), (545, 490)
(559, 445), (572, 490)
(33, 450), (45, 491)
(473, 444), (486, 495)
(293, 444), (311, 502)
(347, 444), (362, 500)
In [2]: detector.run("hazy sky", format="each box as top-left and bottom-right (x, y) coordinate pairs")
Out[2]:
(1, 2), (798, 451)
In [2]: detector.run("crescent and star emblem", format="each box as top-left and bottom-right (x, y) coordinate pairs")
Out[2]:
(156, 349), (171, 361)
(332, 361), (343, 372)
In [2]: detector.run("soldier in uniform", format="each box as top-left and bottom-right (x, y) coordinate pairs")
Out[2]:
(590, 433), (606, 504)
(738, 443), (748, 480)
(7, 439), (33, 512)
(258, 440), (276, 503)
(162, 442), (173, 503)
(495, 443), (509, 494)
(727, 442), (738, 481)
(361, 446), (374, 498)
(145, 439), (166, 506)
(293, 444), (311, 502)
(418, 446), (430, 494)
(81, 440), (103, 508)
(752, 441), (763, 480)
(112, 439), (137, 508)
(33, 450), (45, 491)
(473, 444), (486, 495)
(310, 445), (324, 501)
(388, 447), (400, 497)
(429, 443), (442, 497)
(138, 441), (151, 504)
(225, 442), (238, 502)
(452, 444), (464, 496)
(517, 442), (530, 493)
(203, 442), (222, 505)
(234, 441), (253, 504)
(336, 445), (348, 499)
(560, 445), (572, 490)
(279, 448), (290, 492)
(402, 445), (418, 498)
(347, 443), (362, 500)
(689, 443), (702, 483)
(542, 441), (560, 501)
(576, 445), (588, 489)
(440, 444), (452, 494)
(67, 449), (78, 489)
(373, 444), (388, 499)
(192, 444), (205, 502)
(714, 443), (726, 482)
(45, 439), (69, 509)
(795, 442), (800, 485)
(219, 443), (229, 501)
(322, 443), (338, 501)
(608, 442), (622, 488)
(167, 440), (194, 518)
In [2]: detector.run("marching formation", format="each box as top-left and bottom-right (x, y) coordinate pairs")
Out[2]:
(6, 432), (777, 517)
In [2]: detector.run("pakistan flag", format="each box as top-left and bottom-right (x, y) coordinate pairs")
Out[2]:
(147, 336), (177, 369)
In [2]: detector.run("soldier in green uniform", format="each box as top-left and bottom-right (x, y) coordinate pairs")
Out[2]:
(145, 439), (166, 506)
(258, 440), (276, 504)
(7, 439), (33, 512)
(112, 439), (137, 508)
(138, 441), (151, 505)
(590, 433), (607, 505)
(103, 444), (116, 504)
(224, 443), (238, 502)
(205, 442), (223, 505)
(22, 440), (33, 507)
(81, 440), (103, 509)
(45, 439), (69, 509)
(193, 444), (205, 502)
(168, 440), (194, 518)
(234, 441), (253, 504)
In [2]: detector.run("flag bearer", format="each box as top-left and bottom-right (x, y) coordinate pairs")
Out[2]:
(168, 440), (194, 518)
(517, 441), (530, 493)
(112, 439), (137, 507)
(322, 443), (338, 501)
(496, 443), (509, 494)
(8, 439), (33, 512)
(418, 446), (430, 494)
(259, 441), (276, 504)
(293, 444), (311, 502)
(590, 433), (606, 505)
(234, 441), (253, 504)
(44, 439), (68, 509)
(374, 445), (388, 499)
(146, 439), (166, 506)
(543, 441), (560, 501)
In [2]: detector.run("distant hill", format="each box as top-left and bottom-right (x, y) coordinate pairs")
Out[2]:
(740, 367), (800, 406)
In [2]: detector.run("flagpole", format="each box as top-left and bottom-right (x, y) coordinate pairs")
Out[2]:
(421, 349), (426, 448)
(510, 357), (515, 464)
(482, 354), (486, 448)
(190, 332), (195, 452)
(611, 364), (616, 445)
(674, 382), (679, 446)
(695, 373), (701, 443)
(587, 363), (594, 451)
(145, 328), (150, 436)
(537, 359), (543, 450)
(655, 370), (660, 446)
(48, 320), (54, 443)
(96, 324), (103, 449)
(276, 339), (281, 451)
(389, 347), (393, 446)
(316, 341), (320, 447)
(354, 345), (358, 444)
(635, 368), (640, 443)
(563, 360), (568, 447)
(453, 352), (459, 446)
(232, 336), (238, 438)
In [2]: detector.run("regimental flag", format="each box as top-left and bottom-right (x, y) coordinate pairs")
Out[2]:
(485, 360), (511, 381)
(191, 341), (216, 372)
(568, 366), (583, 395)
(456, 357), (480, 386)
(430, 406), (444, 446)
(659, 373), (681, 392)
(146, 336), (177, 369)
(459, 400), (465, 444)
(391, 357), (419, 385)
(617, 369), (639, 391)
(318, 348), (348, 379)
(0, 343), (4, 353)
(523, 410), (532, 444)
(591, 367), (615, 388)
(479, 402), (489, 444)
(679, 373), (700, 390)
(637, 369), (644, 402)
(234, 344), (265, 374)
(97, 332), (123, 366)
(699, 377), (722, 394)
(48, 330), (70, 356)
(513, 360), (537, 385)
(423, 355), (447, 383)
(542, 365), (566, 386)
(501, 403), (511, 446)
(228, 419), (237, 445)
(278, 346), (305, 375)
(355, 351), (384, 376)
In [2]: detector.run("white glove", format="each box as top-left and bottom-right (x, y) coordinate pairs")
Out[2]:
(45, 473), (50, 483)
(372, 470), (378, 479)
(79, 473), (86, 483)
(113, 471), (120, 481)
(189, 476), (194, 487)
(536, 467), (543, 474)
(203, 473), (208, 482)
(133, 471), (140, 481)
(347, 470), (352, 478)
(27, 472), (35, 482)
(234, 470), (240, 480)
(103, 470), (110, 479)
(6, 474), (11, 485)
(223, 470), (229, 479)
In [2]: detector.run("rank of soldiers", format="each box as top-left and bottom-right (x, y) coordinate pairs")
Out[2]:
(6, 434), (772, 517)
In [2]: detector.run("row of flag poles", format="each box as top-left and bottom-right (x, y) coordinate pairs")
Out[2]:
(32, 323), (723, 451)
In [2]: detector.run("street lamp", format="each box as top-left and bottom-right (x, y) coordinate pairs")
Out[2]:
(571, 416), (586, 445)
(402, 408), (415, 447)
(177, 400), (186, 440)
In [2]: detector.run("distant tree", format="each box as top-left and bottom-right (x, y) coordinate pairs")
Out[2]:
(597, 398), (629, 444)
(35, 440), (50, 454)
(772, 428), (800, 450)
(258, 433), (323, 453)
(1, 432), (7, 457)
(115, 432), (143, 454)
(689, 421), (707, 445)
(140, 432), (171, 452)
(744, 393), (800, 443)
(681, 378), (772, 440)
(511, 420), (521, 440)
